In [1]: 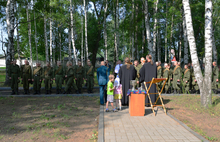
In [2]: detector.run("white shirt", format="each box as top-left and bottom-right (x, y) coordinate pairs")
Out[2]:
(114, 64), (123, 74)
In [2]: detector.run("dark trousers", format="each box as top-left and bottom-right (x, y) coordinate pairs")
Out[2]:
(99, 85), (105, 105)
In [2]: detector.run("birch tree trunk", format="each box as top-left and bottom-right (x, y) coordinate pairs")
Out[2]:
(84, 0), (88, 61)
(44, 3), (48, 62)
(142, 4), (145, 57)
(169, 13), (173, 63)
(81, 3), (84, 65)
(152, 0), (159, 62)
(165, 0), (168, 63)
(15, 2), (21, 66)
(183, 0), (212, 108)
(27, 2), (33, 69)
(104, 0), (108, 60)
(135, 3), (139, 59)
(70, 0), (78, 65)
(34, 10), (38, 62)
(183, 7), (188, 64)
(68, 28), (71, 61)
(116, 0), (119, 61)
(5, 0), (14, 85)
(144, 0), (153, 57)
(49, 9), (53, 63)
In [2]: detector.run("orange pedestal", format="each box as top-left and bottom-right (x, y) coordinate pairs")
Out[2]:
(129, 93), (145, 116)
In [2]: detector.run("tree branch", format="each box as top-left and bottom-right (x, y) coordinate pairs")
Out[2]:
(14, 15), (43, 29)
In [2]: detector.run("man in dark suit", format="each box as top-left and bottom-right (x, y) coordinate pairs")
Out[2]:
(97, 61), (108, 105)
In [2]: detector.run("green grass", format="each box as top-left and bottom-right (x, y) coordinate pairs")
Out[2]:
(0, 67), (6, 69)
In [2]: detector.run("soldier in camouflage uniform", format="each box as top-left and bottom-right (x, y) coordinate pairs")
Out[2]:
(183, 64), (190, 94)
(191, 63), (199, 94)
(85, 61), (94, 93)
(21, 60), (32, 94)
(173, 61), (181, 94)
(32, 63), (43, 94)
(9, 60), (20, 95)
(156, 61), (162, 89)
(163, 63), (169, 93)
(63, 61), (75, 94)
(212, 62), (219, 94)
(53, 61), (64, 94)
(134, 60), (139, 89)
(43, 62), (53, 94)
(75, 61), (84, 94)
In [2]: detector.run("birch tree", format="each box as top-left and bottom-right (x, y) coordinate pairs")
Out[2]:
(15, 2), (21, 66)
(104, 0), (108, 60)
(5, 0), (14, 85)
(70, 0), (78, 65)
(44, 3), (48, 62)
(84, 0), (88, 61)
(157, 29), (161, 62)
(183, 8), (188, 64)
(152, 0), (159, 62)
(49, 8), (53, 63)
(34, 9), (38, 62)
(183, 0), (213, 108)
(144, 0), (153, 57)
(68, 28), (71, 61)
(27, 1), (33, 69)
(179, 23), (182, 62)
(165, 0), (168, 63)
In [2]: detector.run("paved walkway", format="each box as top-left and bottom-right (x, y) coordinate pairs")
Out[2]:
(104, 103), (201, 142)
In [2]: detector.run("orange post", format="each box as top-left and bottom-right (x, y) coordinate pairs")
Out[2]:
(129, 93), (145, 116)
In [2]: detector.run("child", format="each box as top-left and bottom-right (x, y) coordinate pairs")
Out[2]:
(114, 75), (123, 111)
(106, 74), (116, 112)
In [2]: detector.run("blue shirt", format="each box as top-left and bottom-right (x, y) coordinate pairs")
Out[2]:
(97, 66), (108, 86)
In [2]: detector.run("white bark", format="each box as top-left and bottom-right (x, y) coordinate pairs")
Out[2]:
(183, 0), (212, 108)
(70, 0), (78, 65)
(81, 3), (84, 65)
(165, 0), (168, 63)
(34, 10), (38, 62)
(116, 0), (119, 61)
(104, 0), (108, 60)
(183, 8), (188, 64)
(169, 14), (173, 63)
(152, 0), (159, 62)
(49, 9), (53, 64)
(84, 0), (88, 60)
(135, 3), (139, 59)
(157, 29), (161, 62)
(27, 2), (33, 69)
(144, 0), (153, 57)
(179, 23), (182, 62)
(142, 4), (145, 56)
(15, 2), (21, 66)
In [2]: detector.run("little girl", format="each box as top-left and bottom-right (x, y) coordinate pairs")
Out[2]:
(114, 75), (123, 111)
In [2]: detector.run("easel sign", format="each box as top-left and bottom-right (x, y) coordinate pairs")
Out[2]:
(144, 78), (167, 116)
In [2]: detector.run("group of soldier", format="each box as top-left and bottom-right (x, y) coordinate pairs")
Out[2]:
(8, 59), (95, 95)
(133, 58), (219, 94)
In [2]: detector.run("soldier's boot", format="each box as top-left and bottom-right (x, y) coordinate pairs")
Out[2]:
(68, 89), (71, 94)
(79, 90), (81, 94)
(174, 89), (177, 94)
(46, 90), (48, 94)
(63, 90), (67, 94)
(88, 90), (90, 94)
(38, 90), (41, 95)
(197, 90), (200, 94)
(48, 90), (51, 94)
(24, 90), (27, 94)
(90, 90), (93, 93)
(56, 89), (59, 94)
(27, 90), (30, 95)
(59, 89), (62, 94)
(15, 90), (19, 95)
(11, 91), (15, 95)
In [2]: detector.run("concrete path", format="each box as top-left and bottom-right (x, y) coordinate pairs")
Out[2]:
(104, 103), (202, 142)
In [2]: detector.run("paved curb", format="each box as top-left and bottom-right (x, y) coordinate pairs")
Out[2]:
(98, 105), (104, 142)
(0, 86), (99, 91)
(160, 108), (209, 142)
(0, 94), (99, 97)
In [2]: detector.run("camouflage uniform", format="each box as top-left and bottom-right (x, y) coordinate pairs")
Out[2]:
(54, 65), (64, 94)
(9, 64), (20, 95)
(21, 64), (32, 94)
(212, 66), (219, 93)
(85, 65), (95, 93)
(191, 68), (199, 93)
(75, 65), (84, 93)
(63, 66), (75, 93)
(135, 64), (143, 88)
(183, 68), (190, 93)
(43, 66), (53, 94)
(163, 67), (170, 93)
(173, 65), (181, 93)
(33, 66), (43, 94)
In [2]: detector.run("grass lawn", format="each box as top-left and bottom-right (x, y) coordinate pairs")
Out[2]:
(162, 95), (220, 142)
(0, 96), (100, 142)
(0, 67), (6, 69)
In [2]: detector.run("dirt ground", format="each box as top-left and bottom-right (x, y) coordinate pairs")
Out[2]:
(0, 96), (100, 142)
(162, 95), (220, 142)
